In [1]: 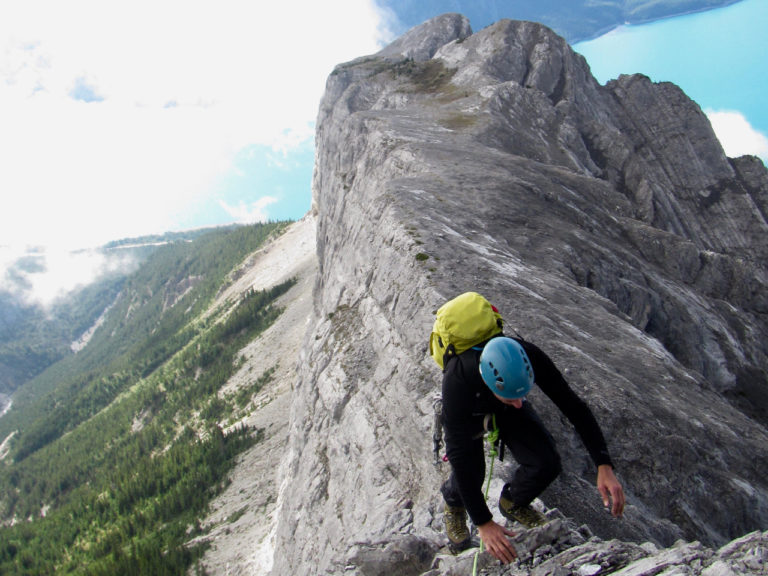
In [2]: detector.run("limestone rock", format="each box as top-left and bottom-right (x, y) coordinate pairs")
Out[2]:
(377, 13), (472, 62)
(269, 14), (768, 576)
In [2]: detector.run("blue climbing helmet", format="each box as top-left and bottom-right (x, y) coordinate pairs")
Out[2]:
(479, 337), (534, 399)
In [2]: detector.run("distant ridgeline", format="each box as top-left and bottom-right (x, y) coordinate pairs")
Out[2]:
(0, 225), (244, 397)
(0, 274), (125, 397)
(0, 221), (295, 574)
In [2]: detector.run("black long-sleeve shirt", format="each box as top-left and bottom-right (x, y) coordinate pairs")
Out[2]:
(442, 338), (613, 526)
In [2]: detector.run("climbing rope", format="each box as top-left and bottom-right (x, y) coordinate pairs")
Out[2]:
(472, 414), (499, 576)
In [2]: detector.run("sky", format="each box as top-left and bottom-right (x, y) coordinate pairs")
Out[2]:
(1, 0), (765, 305)
(0, 0), (396, 302)
(0, 1), (393, 248)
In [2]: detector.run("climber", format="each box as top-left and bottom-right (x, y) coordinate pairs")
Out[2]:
(440, 334), (625, 564)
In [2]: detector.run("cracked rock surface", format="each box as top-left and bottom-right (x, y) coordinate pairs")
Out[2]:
(265, 14), (766, 576)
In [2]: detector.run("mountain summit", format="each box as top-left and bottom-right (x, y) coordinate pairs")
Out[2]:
(268, 13), (768, 575)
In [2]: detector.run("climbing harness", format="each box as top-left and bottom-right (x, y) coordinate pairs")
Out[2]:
(472, 414), (499, 576)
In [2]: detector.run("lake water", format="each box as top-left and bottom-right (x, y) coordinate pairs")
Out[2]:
(574, 0), (767, 140)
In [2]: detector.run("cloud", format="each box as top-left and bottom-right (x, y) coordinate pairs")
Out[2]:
(69, 76), (104, 103)
(705, 109), (768, 162)
(0, 0), (394, 254)
(1, 246), (139, 307)
(219, 197), (279, 224)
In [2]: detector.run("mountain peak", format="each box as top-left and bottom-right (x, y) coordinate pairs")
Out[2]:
(376, 13), (472, 62)
(270, 12), (768, 575)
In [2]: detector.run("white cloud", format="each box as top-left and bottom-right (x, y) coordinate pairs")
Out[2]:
(0, 0), (394, 253)
(219, 196), (278, 224)
(1, 246), (138, 307)
(705, 109), (768, 162)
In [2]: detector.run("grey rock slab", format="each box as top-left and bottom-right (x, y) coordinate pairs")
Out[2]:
(269, 13), (768, 576)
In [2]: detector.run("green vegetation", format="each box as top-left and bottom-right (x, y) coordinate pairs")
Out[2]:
(0, 274), (125, 396)
(0, 227), (221, 397)
(391, 59), (457, 94)
(233, 366), (277, 411)
(1, 222), (289, 446)
(415, 253), (430, 261)
(439, 111), (477, 130)
(0, 221), (295, 574)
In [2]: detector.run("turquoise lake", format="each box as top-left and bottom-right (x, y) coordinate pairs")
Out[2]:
(574, 0), (767, 139)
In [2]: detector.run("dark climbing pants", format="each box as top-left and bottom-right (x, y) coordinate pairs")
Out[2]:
(441, 401), (562, 511)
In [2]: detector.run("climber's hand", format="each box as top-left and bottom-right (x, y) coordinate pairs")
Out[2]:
(597, 464), (625, 518)
(477, 520), (517, 564)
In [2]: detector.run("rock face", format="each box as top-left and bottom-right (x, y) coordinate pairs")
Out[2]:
(427, 515), (768, 576)
(269, 14), (768, 575)
(374, 502), (768, 576)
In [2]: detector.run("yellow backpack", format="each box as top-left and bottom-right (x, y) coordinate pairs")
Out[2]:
(429, 292), (503, 369)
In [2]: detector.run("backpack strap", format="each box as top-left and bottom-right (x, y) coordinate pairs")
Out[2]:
(441, 343), (457, 369)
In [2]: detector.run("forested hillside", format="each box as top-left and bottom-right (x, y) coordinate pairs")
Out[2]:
(0, 221), (294, 574)
(0, 228), (227, 397)
(0, 274), (124, 396)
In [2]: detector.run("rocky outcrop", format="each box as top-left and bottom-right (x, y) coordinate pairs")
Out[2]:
(270, 14), (768, 575)
(348, 502), (768, 576)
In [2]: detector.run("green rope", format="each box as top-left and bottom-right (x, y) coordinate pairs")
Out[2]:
(472, 414), (499, 576)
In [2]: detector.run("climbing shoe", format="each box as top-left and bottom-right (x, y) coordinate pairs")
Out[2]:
(443, 503), (471, 553)
(498, 494), (547, 528)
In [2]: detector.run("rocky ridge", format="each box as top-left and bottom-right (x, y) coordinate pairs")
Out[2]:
(347, 500), (767, 576)
(263, 14), (767, 576)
